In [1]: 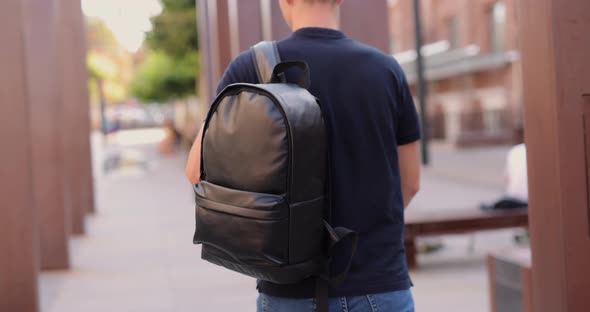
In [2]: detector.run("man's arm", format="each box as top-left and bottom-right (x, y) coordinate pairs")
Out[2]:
(185, 124), (204, 185)
(398, 141), (421, 208)
(392, 62), (422, 208)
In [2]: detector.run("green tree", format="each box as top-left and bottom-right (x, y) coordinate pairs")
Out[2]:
(86, 17), (132, 105)
(130, 51), (197, 103)
(87, 17), (120, 55)
(131, 0), (199, 103)
(146, 0), (198, 57)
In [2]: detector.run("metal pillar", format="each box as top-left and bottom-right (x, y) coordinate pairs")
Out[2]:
(199, 0), (233, 104)
(70, 0), (95, 215)
(197, 0), (214, 105)
(520, 0), (590, 310)
(0, 0), (39, 310)
(21, 0), (70, 269)
(228, 0), (263, 57)
(412, 0), (430, 165)
(215, 0), (233, 75)
(56, 0), (89, 234)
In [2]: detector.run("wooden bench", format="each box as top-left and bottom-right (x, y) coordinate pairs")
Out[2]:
(404, 208), (529, 269)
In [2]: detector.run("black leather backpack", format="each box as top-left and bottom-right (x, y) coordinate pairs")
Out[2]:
(193, 41), (357, 311)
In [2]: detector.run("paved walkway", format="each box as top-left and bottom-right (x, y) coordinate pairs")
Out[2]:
(39, 131), (523, 312)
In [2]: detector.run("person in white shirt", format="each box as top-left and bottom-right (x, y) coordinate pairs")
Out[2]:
(505, 142), (528, 203)
(482, 127), (528, 210)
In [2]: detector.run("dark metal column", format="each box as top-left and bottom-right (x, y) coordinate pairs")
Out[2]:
(412, 0), (430, 165)
(71, 0), (95, 215)
(229, 0), (263, 55)
(215, 0), (232, 74)
(21, 0), (70, 269)
(520, 0), (590, 310)
(199, 0), (237, 105)
(197, 0), (214, 104)
(56, 0), (87, 235)
(259, 0), (291, 41)
(0, 0), (39, 310)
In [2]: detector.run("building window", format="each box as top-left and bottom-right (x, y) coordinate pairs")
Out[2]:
(447, 16), (461, 49)
(484, 109), (504, 134)
(489, 1), (507, 52)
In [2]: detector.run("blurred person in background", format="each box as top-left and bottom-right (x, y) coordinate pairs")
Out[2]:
(159, 119), (181, 155)
(186, 0), (421, 311)
(482, 126), (528, 210)
(504, 126), (528, 205)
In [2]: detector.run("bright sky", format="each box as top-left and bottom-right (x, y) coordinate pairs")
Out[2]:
(82, 0), (162, 52)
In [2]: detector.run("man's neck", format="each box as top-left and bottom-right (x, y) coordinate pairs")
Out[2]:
(291, 6), (340, 32)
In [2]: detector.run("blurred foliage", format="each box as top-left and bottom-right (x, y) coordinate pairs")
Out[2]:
(86, 17), (133, 104)
(146, 0), (198, 57)
(88, 52), (118, 80)
(87, 17), (120, 55)
(131, 51), (197, 103)
(131, 0), (199, 103)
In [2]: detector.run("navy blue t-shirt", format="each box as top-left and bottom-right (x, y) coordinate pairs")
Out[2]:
(216, 27), (421, 298)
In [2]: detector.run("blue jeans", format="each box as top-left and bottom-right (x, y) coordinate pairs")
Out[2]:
(257, 290), (415, 312)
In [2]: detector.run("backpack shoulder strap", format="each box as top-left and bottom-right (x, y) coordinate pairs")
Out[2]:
(251, 41), (281, 84)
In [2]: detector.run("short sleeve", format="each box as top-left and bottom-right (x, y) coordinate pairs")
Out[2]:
(395, 72), (421, 145)
(216, 50), (259, 96)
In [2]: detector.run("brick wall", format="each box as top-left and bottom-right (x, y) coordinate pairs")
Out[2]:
(389, 0), (519, 53)
(389, 0), (522, 145)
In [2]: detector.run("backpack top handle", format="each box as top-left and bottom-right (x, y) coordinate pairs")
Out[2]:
(271, 61), (311, 90)
(252, 41), (311, 90)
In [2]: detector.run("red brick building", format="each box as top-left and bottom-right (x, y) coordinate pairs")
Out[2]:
(389, 0), (522, 146)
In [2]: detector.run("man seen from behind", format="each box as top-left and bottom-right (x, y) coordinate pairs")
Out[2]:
(186, 0), (422, 311)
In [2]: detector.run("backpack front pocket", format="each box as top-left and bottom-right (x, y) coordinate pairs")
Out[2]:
(193, 181), (289, 266)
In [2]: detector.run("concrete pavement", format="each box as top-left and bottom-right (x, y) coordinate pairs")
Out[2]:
(39, 132), (524, 312)
(41, 131), (256, 312)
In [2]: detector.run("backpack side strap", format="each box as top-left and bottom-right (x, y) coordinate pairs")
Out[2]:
(323, 221), (359, 285)
(315, 221), (359, 312)
(251, 41), (281, 84)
